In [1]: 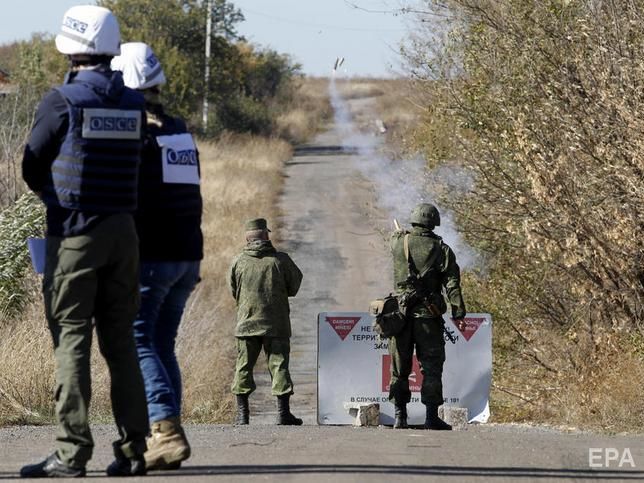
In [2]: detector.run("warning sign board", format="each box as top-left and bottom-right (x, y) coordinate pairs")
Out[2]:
(326, 316), (361, 341)
(317, 312), (492, 425)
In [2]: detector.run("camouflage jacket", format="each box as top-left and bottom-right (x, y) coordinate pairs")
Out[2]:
(390, 226), (466, 319)
(228, 240), (303, 337)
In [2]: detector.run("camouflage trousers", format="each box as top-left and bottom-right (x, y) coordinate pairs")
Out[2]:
(231, 336), (294, 396)
(388, 316), (446, 406)
(43, 214), (148, 467)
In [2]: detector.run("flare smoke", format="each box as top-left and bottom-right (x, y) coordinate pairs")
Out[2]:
(328, 77), (479, 270)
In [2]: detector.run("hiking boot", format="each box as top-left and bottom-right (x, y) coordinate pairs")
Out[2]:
(106, 442), (146, 477)
(276, 394), (303, 426)
(20, 453), (86, 478)
(235, 394), (250, 425)
(393, 403), (408, 429)
(144, 417), (191, 470)
(424, 405), (452, 430)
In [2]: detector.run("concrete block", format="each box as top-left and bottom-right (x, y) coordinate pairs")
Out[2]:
(343, 402), (380, 426)
(438, 406), (469, 429)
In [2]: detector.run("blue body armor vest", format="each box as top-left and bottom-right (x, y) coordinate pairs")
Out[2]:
(42, 70), (145, 213)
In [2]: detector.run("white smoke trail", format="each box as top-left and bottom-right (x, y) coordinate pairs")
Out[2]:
(328, 77), (479, 270)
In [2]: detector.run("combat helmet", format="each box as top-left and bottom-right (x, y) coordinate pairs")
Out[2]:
(112, 42), (166, 90)
(55, 5), (121, 56)
(410, 203), (440, 228)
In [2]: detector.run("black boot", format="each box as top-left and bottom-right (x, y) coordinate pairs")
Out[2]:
(20, 453), (86, 478)
(276, 394), (303, 425)
(393, 403), (408, 429)
(106, 442), (146, 477)
(424, 404), (452, 430)
(235, 394), (250, 425)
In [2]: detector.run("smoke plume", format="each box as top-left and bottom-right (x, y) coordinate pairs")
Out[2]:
(328, 77), (479, 270)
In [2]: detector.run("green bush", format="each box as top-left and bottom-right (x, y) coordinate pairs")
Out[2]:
(0, 193), (45, 317)
(217, 94), (272, 135)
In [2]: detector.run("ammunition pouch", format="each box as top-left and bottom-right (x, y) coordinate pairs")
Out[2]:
(369, 294), (407, 338)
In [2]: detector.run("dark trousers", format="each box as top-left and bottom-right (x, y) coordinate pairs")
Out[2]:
(388, 316), (446, 406)
(43, 214), (148, 466)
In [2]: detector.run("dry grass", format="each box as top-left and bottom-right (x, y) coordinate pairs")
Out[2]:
(491, 335), (644, 433)
(0, 279), (55, 425)
(274, 77), (332, 144)
(336, 79), (385, 100)
(0, 133), (292, 426)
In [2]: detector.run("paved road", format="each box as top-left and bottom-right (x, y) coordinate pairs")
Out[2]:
(3, 424), (643, 481)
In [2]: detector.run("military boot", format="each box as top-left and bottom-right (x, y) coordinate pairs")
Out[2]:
(106, 442), (146, 477)
(235, 394), (250, 425)
(20, 453), (86, 478)
(393, 403), (408, 429)
(276, 394), (303, 425)
(423, 404), (452, 430)
(144, 416), (191, 470)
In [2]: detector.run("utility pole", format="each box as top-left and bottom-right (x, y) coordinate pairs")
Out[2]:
(202, 0), (213, 131)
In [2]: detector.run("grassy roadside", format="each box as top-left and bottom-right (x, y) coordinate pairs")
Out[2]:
(0, 135), (293, 426)
(0, 79), (328, 426)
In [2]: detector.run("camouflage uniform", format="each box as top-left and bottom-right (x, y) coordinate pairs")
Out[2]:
(388, 204), (466, 429)
(228, 221), (303, 398)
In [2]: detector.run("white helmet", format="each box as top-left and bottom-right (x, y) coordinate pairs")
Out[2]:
(111, 42), (166, 90)
(55, 5), (120, 56)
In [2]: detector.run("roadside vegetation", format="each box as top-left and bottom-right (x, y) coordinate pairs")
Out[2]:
(353, 1), (643, 432)
(0, 0), (329, 425)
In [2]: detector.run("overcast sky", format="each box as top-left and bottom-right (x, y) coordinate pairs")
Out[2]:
(0, 0), (414, 77)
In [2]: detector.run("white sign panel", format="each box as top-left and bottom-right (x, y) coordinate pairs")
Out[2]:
(318, 312), (492, 425)
(157, 133), (200, 185)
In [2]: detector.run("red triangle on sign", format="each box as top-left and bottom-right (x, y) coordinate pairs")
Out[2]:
(455, 317), (485, 342)
(326, 316), (361, 340)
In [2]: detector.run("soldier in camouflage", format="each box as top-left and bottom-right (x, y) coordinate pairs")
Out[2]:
(229, 218), (304, 425)
(389, 203), (467, 430)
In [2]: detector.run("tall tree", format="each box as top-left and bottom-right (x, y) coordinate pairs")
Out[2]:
(98, 0), (244, 123)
